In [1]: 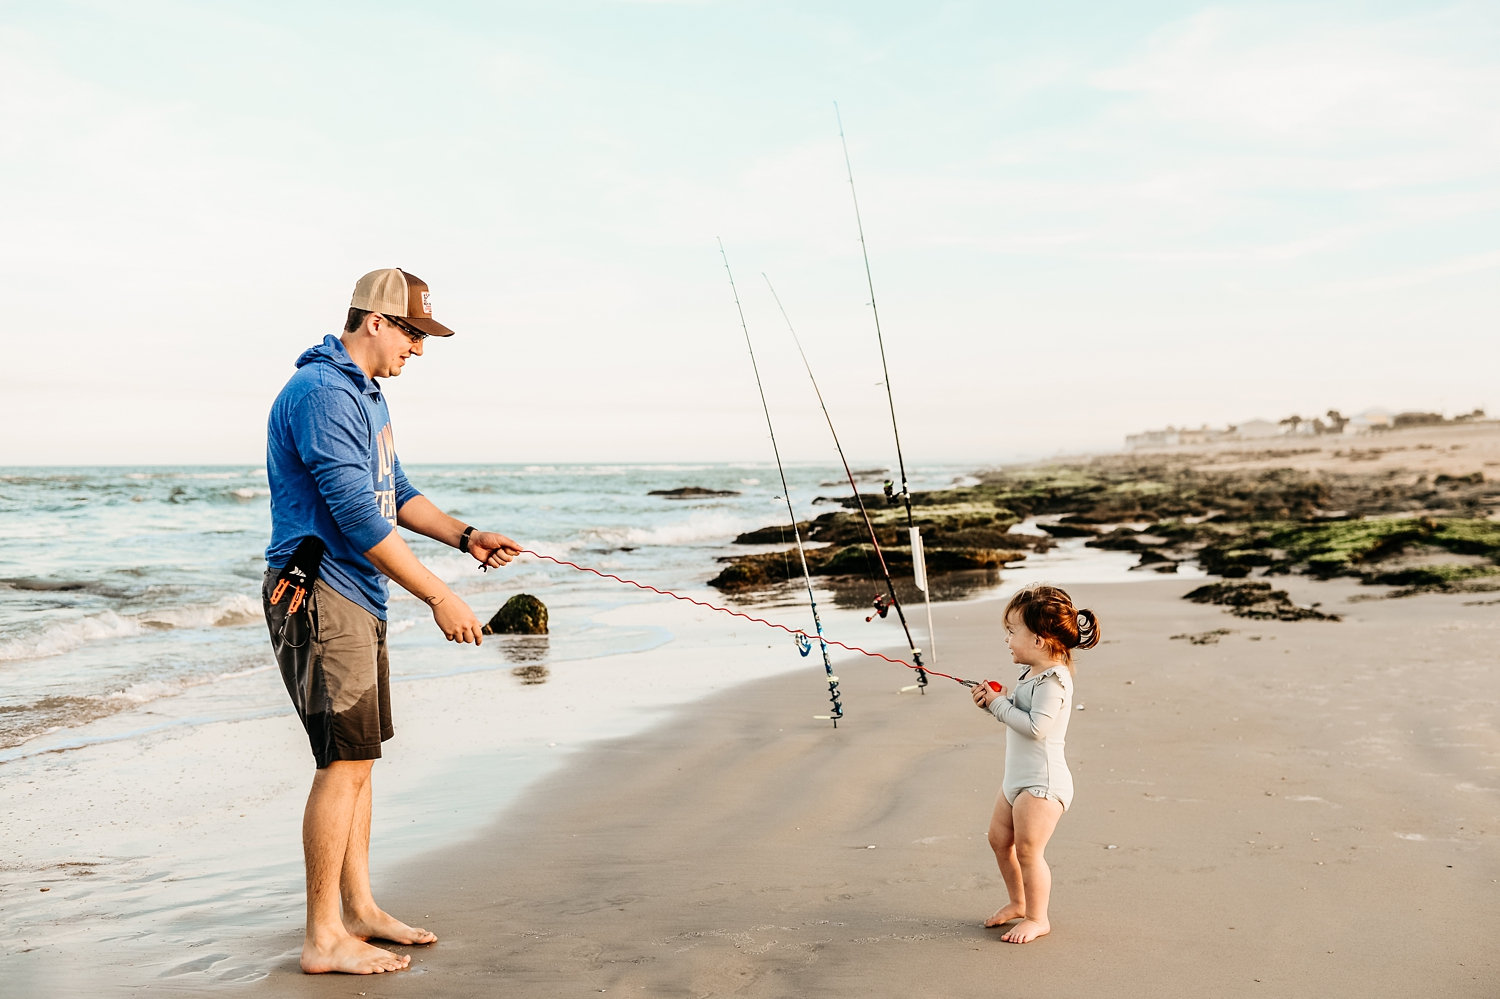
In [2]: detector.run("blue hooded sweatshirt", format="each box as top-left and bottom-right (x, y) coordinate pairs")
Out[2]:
(265, 334), (421, 619)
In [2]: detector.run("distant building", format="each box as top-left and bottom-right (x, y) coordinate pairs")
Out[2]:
(1124, 428), (1181, 449)
(1125, 419), (1277, 449)
(1344, 408), (1394, 434)
(1176, 425), (1219, 445)
(1235, 419), (1281, 439)
(1125, 405), (1485, 449)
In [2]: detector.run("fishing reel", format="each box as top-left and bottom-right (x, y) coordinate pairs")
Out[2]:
(865, 593), (891, 622)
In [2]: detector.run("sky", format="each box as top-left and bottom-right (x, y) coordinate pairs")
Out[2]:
(1, 0), (1496, 466)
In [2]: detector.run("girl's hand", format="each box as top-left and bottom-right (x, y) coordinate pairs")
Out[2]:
(972, 681), (1005, 709)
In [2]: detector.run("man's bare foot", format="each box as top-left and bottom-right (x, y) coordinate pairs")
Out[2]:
(984, 902), (1026, 928)
(1000, 918), (1050, 944)
(301, 933), (410, 974)
(345, 909), (437, 946)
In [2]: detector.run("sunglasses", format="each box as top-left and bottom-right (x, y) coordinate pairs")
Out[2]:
(383, 315), (429, 344)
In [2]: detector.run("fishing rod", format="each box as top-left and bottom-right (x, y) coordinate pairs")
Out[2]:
(762, 273), (929, 693)
(834, 101), (939, 678)
(717, 238), (842, 726)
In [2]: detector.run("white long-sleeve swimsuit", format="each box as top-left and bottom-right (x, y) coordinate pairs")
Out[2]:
(988, 664), (1074, 810)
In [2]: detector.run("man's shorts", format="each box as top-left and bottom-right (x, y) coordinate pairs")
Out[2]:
(263, 570), (393, 768)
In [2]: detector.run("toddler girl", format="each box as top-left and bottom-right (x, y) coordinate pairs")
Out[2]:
(972, 583), (1099, 943)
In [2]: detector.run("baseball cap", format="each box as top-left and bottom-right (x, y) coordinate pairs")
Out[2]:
(350, 267), (456, 337)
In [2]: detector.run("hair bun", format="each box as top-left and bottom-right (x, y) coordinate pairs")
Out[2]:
(1075, 609), (1100, 650)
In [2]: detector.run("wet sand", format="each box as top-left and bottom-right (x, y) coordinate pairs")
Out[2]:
(247, 576), (1498, 997)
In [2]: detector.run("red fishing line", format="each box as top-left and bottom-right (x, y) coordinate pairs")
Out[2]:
(514, 549), (987, 690)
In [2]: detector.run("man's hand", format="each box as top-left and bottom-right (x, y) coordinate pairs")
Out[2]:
(469, 531), (522, 570)
(428, 590), (485, 645)
(394, 499), (522, 571)
(364, 523), (493, 644)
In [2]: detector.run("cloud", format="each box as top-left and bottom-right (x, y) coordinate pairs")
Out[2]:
(1317, 247), (1500, 296)
(2, 3), (1495, 464)
(847, 4), (1500, 274)
(1096, 7), (1500, 142)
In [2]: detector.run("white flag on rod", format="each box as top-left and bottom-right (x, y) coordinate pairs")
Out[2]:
(910, 527), (927, 592)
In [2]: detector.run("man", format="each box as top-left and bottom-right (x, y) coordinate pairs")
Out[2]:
(263, 267), (521, 975)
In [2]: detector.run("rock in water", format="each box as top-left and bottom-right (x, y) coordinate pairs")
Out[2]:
(647, 486), (741, 498)
(484, 594), (549, 634)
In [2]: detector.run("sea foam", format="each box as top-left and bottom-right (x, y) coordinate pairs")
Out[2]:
(0, 594), (262, 662)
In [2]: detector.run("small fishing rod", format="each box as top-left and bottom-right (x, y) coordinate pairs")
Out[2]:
(762, 273), (929, 693)
(717, 238), (843, 726)
(834, 101), (938, 678)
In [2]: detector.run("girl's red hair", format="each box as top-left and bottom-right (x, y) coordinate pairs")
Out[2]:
(1004, 584), (1100, 667)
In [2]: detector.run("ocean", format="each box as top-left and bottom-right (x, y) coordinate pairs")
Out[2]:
(0, 461), (1012, 760)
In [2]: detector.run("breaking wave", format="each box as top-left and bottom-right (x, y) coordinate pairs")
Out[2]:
(579, 512), (755, 549)
(0, 594), (262, 662)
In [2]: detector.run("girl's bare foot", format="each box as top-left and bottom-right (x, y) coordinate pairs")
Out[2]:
(1000, 918), (1050, 944)
(984, 902), (1025, 928)
(301, 934), (410, 974)
(345, 909), (437, 945)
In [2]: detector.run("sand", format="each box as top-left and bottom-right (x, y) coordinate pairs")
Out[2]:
(233, 576), (1496, 998)
(1112, 420), (1500, 481)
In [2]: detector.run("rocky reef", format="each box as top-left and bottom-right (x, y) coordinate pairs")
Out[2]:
(1182, 581), (1340, 621)
(649, 486), (741, 498)
(708, 495), (1033, 592)
(708, 440), (1500, 599)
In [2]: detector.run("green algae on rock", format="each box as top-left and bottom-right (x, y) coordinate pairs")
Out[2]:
(708, 544), (1022, 592)
(483, 594), (550, 635)
(1195, 517), (1500, 585)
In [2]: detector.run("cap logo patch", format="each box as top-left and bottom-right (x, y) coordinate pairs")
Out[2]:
(421, 291), (432, 315)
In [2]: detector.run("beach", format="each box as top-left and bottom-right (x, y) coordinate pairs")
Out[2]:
(3, 432), (1498, 996)
(7, 575), (1496, 996)
(227, 576), (1493, 999)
